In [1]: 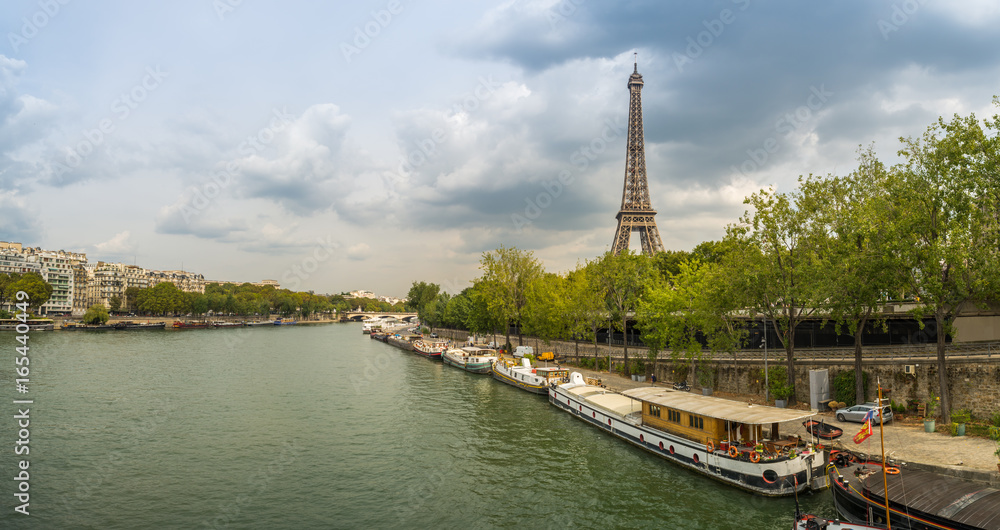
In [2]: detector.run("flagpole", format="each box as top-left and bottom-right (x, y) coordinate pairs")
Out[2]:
(878, 378), (891, 529)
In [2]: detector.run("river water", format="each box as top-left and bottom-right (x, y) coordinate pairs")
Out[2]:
(0, 324), (839, 528)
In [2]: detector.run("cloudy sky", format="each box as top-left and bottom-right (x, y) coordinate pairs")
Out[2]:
(1, 1), (998, 297)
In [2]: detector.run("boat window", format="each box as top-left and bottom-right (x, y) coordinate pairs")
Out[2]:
(668, 410), (681, 423)
(688, 415), (704, 430)
(649, 405), (661, 418)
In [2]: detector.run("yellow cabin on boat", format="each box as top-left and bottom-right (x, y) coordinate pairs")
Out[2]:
(624, 388), (802, 446)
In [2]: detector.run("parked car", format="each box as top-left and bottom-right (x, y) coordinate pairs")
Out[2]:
(513, 346), (534, 358)
(835, 403), (893, 424)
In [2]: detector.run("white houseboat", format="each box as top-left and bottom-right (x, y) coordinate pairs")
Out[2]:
(492, 357), (569, 395)
(442, 346), (498, 374)
(549, 372), (827, 496)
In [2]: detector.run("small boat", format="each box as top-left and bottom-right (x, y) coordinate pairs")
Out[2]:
(61, 322), (115, 330)
(492, 357), (569, 395)
(803, 419), (843, 440)
(792, 508), (885, 529)
(550, 372), (829, 496)
(172, 321), (210, 329)
(273, 318), (297, 326)
(114, 321), (166, 330)
(212, 321), (244, 328)
(442, 346), (498, 374)
(412, 339), (448, 361)
(245, 320), (274, 327)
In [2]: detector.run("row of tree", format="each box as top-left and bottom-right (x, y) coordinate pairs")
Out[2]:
(113, 282), (404, 318)
(406, 104), (1000, 424)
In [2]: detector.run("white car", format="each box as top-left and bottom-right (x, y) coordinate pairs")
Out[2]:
(836, 403), (893, 424)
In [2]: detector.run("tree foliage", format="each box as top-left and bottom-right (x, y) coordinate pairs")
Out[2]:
(82, 304), (110, 325)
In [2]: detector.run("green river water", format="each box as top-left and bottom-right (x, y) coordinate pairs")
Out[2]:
(0, 323), (839, 528)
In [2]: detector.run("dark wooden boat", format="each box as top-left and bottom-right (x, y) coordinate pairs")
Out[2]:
(172, 321), (209, 329)
(803, 419), (843, 440)
(827, 449), (1000, 529)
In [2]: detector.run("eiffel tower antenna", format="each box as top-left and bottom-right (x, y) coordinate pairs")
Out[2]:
(610, 58), (665, 256)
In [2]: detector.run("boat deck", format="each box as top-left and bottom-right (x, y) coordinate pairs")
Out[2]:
(859, 465), (1000, 528)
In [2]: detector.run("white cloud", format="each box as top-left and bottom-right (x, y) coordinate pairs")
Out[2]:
(94, 231), (133, 254)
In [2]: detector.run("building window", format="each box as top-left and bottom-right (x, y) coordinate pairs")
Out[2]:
(688, 415), (704, 430)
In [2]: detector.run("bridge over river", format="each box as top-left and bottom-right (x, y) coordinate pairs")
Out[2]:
(340, 311), (418, 322)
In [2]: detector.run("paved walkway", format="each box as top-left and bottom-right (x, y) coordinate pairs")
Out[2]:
(564, 365), (1000, 485)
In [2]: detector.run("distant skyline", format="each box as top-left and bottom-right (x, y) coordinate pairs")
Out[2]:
(2, 1), (999, 297)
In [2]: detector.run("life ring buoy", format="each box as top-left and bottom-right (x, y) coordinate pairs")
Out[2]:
(729, 446), (739, 458)
(750, 451), (761, 463)
(707, 441), (715, 453)
(885, 467), (900, 475)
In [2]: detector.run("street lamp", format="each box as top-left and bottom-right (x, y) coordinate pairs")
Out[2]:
(761, 316), (769, 402)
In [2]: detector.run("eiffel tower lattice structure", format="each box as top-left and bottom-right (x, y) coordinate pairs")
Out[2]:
(610, 59), (665, 256)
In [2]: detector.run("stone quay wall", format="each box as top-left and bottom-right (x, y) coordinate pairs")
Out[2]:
(434, 328), (1000, 419)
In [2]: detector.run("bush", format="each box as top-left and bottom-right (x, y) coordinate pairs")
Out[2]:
(951, 409), (971, 424)
(991, 411), (1000, 427)
(579, 357), (595, 369)
(833, 370), (868, 406)
(630, 359), (645, 374)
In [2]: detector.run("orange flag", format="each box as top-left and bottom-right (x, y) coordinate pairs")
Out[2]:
(853, 420), (873, 444)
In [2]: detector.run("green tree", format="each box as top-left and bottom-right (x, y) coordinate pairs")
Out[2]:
(0, 273), (20, 309)
(891, 110), (1000, 424)
(124, 286), (141, 312)
(568, 264), (608, 370)
(637, 258), (745, 382)
(724, 184), (823, 403)
(523, 272), (570, 344)
(443, 291), (471, 329)
(465, 280), (504, 344)
(478, 246), (544, 350)
(191, 293), (210, 315)
(9, 273), (53, 313)
(405, 281), (440, 323)
(807, 149), (905, 405)
(109, 295), (122, 313)
(82, 304), (110, 325)
(590, 250), (659, 377)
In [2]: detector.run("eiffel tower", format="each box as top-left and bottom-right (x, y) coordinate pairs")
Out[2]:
(611, 58), (665, 256)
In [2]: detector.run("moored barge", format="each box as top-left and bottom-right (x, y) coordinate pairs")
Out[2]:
(550, 372), (827, 496)
(827, 450), (1000, 529)
(442, 346), (498, 374)
(492, 357), (568, 394)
